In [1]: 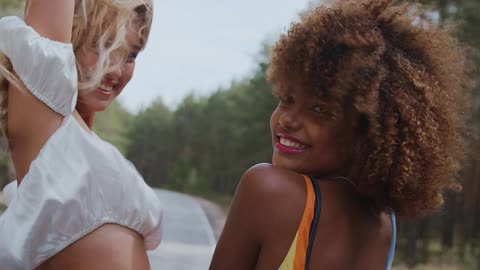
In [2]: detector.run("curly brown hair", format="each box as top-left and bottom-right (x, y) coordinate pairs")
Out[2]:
(267, 0), (470, 218)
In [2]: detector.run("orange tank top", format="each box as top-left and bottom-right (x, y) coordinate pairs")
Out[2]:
(278, 175), (397, 270)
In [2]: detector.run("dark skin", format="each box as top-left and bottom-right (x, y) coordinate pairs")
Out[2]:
(210, 89), (394, 270)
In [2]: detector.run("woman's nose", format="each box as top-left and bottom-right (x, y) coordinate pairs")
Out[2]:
(105, 62), (122, 80)
(104, 53), (125, 80)
(278, 109), (301, 130)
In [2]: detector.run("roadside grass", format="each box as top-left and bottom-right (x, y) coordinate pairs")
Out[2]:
(175, 188), (232, 213)
(0, 191), (6, 213)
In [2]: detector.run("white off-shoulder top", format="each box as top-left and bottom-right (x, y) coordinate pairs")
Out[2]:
(0, 16), (163, 270)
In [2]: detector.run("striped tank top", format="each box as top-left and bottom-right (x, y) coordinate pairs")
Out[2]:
(278, 175), (397, 270)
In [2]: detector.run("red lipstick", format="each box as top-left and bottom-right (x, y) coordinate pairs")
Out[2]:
(274, 132), (308, 154)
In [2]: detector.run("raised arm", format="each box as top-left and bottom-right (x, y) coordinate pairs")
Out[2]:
(0, 3), (157, 269)
(2, 0), (77, 180)
(24, 0), (74, 43)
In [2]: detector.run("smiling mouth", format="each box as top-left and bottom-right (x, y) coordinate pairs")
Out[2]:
(97, 82), (115, 93)
(278, 136), (307, 150)
(275, 134), (308, 154)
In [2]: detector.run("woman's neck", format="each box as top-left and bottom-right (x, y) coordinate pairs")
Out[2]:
(77, 109), (96, 129)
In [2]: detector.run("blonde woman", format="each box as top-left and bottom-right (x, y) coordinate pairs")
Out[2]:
(0, 0), (163, 269)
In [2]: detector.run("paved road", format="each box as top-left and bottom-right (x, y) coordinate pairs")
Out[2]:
(148, 189), (217, 270)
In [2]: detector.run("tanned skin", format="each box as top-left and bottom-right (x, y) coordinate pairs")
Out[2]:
(7, 1), (151, 269)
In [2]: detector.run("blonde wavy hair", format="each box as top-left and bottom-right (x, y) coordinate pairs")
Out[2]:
(0, 0), (153, 139)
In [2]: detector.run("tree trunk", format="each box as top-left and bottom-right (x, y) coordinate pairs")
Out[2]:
(405, 220), (418, 268)
(441, 192), (456, 250)
(418, 219), (430, 264)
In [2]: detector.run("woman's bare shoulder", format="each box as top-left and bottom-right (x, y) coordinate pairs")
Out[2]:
(210, 164), (308, 270)
(36, 224), (150, 270)
(240, 163), (307, 198)
(236, 163), (308, 229)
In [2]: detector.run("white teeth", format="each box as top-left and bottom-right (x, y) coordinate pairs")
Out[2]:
(98, 83), (114, 92)
(279, 137), (305, 149)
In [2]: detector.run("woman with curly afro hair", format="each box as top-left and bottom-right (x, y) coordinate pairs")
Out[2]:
(210, 0), (470, 269)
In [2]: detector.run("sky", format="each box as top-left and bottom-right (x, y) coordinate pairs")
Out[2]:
(120, 0), (313, 112)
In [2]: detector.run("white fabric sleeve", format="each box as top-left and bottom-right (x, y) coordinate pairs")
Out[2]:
(2, 181), (17, 206)
(0, 16), (77, 116)
(0, 117), (163, 269)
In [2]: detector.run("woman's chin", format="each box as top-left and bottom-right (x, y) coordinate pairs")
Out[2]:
(80, 99), (111, 113)
(92, 101), (111, 112)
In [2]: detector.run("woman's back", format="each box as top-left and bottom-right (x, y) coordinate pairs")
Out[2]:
(307, 181), (394, 270)
(211, 164), (395, 270)
(211, 0), (468, 268)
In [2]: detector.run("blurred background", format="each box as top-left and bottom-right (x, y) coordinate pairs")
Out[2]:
(0, 0), (479, 269)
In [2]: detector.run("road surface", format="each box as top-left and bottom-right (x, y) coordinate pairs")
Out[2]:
(148, 189), (218, 270)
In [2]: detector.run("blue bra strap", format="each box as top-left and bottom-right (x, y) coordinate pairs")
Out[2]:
(385, 212), (397, 270)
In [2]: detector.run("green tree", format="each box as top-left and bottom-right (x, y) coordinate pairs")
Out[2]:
(394, 0), (480, 267)
(125, 45), (277, 196)
(126, 98), (175, 187)
(94, 100), (132, 154)
(0, 0), (23, 17)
